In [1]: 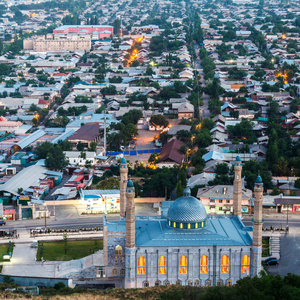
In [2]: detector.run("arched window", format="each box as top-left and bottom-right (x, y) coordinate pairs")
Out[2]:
(164, 280), (170, 286)
(221, 255), (229, 274)
(179, 255), (187, 274)
(241, 255), (250, 274)
(143, 280), (149, 287)
(115, 245), (122, 263)
(138, 256), (146, 275)
(217, 279), (222, 286)
(112, 268), (117, 276)
(120, 269), (125, 276)
(155, 280), (160, 286)
(200, 255), (208, 274)
(115, 245), (122, 255)
(194, 280), (200, 286)
(176, 280), (181, 285)
(227, 279), (232, 286)
(158, 256), (167, 274)
(206, 279), (211, 287)
(188, 280), (193, 286)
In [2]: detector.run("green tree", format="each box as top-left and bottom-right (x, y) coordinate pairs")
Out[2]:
(77, 142), (85, 151)
(35, 142), (54, 159)
(45, 146), (68, 170)
(150, 115), (169, 128)
(176, 180), (184, 198)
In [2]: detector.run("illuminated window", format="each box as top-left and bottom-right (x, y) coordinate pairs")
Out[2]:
(179, 255), (187, 274)
(180, 223), (183, 229)
(169, 220), (171, 226)
(173, 222), (176, 228)
(115, 245), (122, 255)
(241, 255), (250, 274)
(158, 256), (167, 274)
(200, 255), (208, 274)
(202, 222), (204, 227)
(188, 223), (191, 229)
(195, 223), (198, 229)
(138, 256), (146, 275)
(221, 255), (229, 274)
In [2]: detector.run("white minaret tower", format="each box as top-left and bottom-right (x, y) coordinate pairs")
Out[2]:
(125, 180), (136, 288)
(120, 157), (128, 219)
(251, 175), (263, 277)
(233, 155), (242, 218)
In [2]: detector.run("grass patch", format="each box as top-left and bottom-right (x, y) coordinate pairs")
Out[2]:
(0, 243), (14, 262)
(36, 240), (103, 261)
(262, 237), (270, 257)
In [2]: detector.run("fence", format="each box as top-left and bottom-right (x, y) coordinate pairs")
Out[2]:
(106, 149), (161, 156)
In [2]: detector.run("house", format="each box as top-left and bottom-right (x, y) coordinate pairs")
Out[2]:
(157, 139), (185, 168)
(64, 151), (96, 166)
(177, 102), (194, 119)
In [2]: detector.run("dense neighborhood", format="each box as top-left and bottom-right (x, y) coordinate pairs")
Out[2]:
(0, 0), (298, 296)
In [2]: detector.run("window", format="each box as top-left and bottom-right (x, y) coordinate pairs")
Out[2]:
(195, 223), (198, 229)
(227, 280), (232, 286)
(206, 280), (211, 287)
(226, 200), (230, 204)
(158, 256), (167, 274)
(120, 269), (125, 276)
(242, 255), (250, 274)
(179, 255), (187, 274)
(155, 280), (160, 286)
(221, 255), (229, 274)
(112, 268), (117, 276)
(217, 279), (222, 286)
(176, 280), (181, 285)
(180, 223), (183, 228)
(219, 207), (223, 211)
(188, 280), (193, 286)
(219, 200), (223, 203)
(200, 255), (208, 274)
(188, 223), (191, 229)
(115, 245), (122, 263)
(138, 256), (146, 275)
(164, 280), (170, 286)
(144, 281), (149, 287)
(194, 280), (200, 286)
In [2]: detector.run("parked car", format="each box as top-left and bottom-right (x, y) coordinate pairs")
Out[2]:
(264, 257), (277, 264)
(265, 259), (278, 266)
(0, 220), (6, 226)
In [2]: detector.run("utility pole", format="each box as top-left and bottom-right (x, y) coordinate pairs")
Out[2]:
(44, 206), (47, 231)
(104, 111), (107, 155)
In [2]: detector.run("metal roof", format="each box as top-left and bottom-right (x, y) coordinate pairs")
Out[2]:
(106, 215), (253, 247)
(80, 189), (120, 199)
(0, 163), (47, 196)
(15, 129), (46, 149)
(51, 129), (75, 144)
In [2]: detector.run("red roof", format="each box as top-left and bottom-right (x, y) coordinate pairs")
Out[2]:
(38, 99), (49, 105)
(53, 73), (67, 76)
(158, 139), (184, 164)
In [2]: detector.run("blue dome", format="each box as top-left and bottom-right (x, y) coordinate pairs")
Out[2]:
(121, 157), (127, 164)
(127, 180), (134, 187)
(236, 155), (241, 161)
(256, 175), (262, 183)
(167, 188), (207, 224)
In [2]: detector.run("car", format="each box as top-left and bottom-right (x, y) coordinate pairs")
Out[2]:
(264, 257), (277, 264)
(265, 259), (278, 266)
(0, 220), (6, 226)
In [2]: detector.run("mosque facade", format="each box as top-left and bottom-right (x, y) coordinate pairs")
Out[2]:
(103, 156), (263, 288)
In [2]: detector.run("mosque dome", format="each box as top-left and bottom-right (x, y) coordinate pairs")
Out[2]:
(121, 157), (127, 164)
(255, 175), (263, 184)
(167, 187), (207, 229)
(236, 155), (241, 161)
(127, 180), (134, 187)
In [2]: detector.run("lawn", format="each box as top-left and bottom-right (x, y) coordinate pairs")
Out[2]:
(37, 240), (103, 261)
(262, 237), (270, 257)
(0, 242), (14, 262)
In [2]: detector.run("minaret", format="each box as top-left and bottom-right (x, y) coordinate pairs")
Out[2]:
(251, 175), (263, 277)
(233, 155), (242, 218)
(120, 157), (128, 219)
(125, 180), (136, 288)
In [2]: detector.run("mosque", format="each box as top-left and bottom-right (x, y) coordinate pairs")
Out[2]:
(103, 156), (263, 288)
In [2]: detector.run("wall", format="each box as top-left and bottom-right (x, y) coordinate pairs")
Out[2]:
(0, 275), (72, 288)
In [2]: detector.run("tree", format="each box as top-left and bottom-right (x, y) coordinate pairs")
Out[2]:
(77, 142), (85, 151)
(0, 63), (11, 76)
(195, 129), (212, 148)
(215, 163), (229, 175)
(176, 180), (184, 198)
(89, 141), (97, 152)
(45, 146), (68, 170)
(96, 177), (120, 189)
(295, 179), (300, 189)
(150, 115), (169, 128)
(35, 142), (54, 159)
(131, 60), (140, 67)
